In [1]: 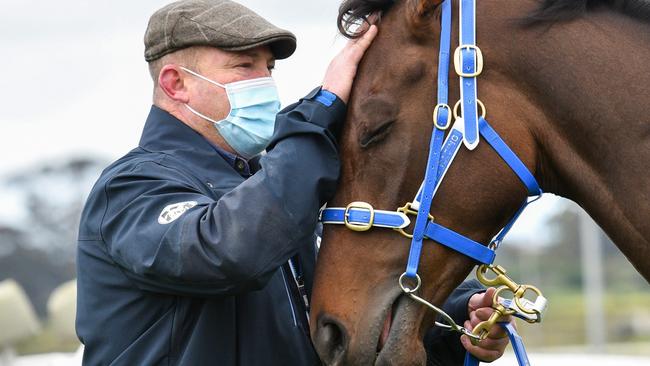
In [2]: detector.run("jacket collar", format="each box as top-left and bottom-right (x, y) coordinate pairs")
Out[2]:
(139, 106), (259, 176)
(140, 105), (216, 155)
(138, 106), (257, 184)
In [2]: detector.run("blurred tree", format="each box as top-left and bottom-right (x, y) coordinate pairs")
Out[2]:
(0, 156), (107, 317)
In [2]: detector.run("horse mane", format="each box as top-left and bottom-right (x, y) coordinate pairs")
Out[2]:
(528, 0), (650, 24)
(337, 0), (650, 38)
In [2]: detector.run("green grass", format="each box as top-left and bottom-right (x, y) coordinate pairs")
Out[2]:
(513, 291), (650, 354)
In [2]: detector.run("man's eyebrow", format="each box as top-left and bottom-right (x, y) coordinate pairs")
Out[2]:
(228, 50), (275, 65)
(232, 50), (258, 58)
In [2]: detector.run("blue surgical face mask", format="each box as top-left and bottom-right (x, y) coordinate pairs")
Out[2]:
(181, 67), (281, 159)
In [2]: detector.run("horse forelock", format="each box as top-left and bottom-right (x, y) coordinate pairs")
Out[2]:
(338, 0), (397, 38)
(337, 0), (650, 38)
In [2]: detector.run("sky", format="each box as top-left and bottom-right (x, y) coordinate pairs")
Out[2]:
(0, 0), (346, 175)
(0, 0), (574, 245)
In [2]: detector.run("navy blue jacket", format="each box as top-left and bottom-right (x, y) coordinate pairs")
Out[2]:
(76, 89), (482, 365)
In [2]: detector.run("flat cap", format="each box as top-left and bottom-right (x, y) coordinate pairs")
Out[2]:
(144, 0), (297, 62)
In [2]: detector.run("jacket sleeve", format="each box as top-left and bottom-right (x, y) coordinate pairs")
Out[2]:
(102, 89), (346, 297)
(424, 279), (485, 366)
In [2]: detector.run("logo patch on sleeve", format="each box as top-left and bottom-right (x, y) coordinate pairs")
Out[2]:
(158, 201), (198, 225)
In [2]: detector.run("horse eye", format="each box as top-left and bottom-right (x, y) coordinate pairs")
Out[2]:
(360, 120), (395, 148)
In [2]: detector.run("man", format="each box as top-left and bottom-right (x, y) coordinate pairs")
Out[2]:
(76, 0), (510, 365)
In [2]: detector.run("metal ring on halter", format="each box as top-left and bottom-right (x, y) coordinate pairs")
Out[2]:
(399, 272), (421, 294)
(453, 99), (486, 120)
(433, 103), (452, 130)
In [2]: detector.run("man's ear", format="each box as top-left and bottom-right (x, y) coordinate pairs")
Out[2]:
(158, 65), (190, 103)
(406, 0), (443, 38)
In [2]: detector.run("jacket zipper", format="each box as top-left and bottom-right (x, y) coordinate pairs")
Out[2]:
(280, 266), (298, 327)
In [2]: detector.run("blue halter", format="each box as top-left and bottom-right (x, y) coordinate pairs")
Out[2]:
(320, 1), (544, 365)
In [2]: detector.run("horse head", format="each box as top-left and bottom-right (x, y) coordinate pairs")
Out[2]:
(310, 0), (650, 364)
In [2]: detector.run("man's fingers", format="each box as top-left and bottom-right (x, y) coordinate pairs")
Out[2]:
(354, 12), (379, 35)
(341, 24), (377, 67)
(468, 308), (500, 326)
(322, 23), (377, 104)
(468, 288), (496, 312)
(464, 312), (513, 339)
(460, 335), (506, 363)
(486, 321), (510, 339)
(350, 25), (378, 53)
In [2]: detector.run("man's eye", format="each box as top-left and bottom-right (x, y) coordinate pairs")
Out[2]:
(236, 63), (253, 68)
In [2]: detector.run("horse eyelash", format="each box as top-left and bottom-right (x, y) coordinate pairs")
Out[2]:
(360, 121), (395, 148)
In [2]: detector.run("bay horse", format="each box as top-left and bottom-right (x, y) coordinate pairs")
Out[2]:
(309, 0), (650, 365)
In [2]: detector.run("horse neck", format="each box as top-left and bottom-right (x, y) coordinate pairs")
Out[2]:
(488, 8), (650, 280)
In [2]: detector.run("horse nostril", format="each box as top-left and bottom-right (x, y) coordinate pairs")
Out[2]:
(314, 319), (348, 365)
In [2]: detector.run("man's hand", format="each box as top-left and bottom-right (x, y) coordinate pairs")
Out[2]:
(461, 287), (513, 362)
(322, 24), (378, 104)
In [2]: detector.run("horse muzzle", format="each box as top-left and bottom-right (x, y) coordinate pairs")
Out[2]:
(312, 292), (426, 366)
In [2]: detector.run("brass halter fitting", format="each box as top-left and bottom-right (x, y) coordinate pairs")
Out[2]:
(454, 44), (484, 77)
(343, 201), (375, 232)
(394, 202), (434, 239)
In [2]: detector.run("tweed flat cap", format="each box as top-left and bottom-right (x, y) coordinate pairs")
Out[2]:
(144, 0), (297, 62)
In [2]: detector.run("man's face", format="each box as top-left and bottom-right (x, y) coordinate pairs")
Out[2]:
(186, 45), (276, 122)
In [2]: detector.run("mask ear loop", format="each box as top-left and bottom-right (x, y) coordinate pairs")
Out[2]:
(184, 104), (222, 125)
(180, 67), (230, 125)
(180, 67), (226, 89)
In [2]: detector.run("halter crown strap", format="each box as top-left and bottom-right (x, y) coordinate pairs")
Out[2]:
(434, 0), (453, 129)
(458, 0), (481, 150)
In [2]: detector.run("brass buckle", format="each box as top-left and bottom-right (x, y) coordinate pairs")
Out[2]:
(454, 44), (484, 77)
(344, 201), (375, 232)
(453, 99), (486, 120)
(433, 103), (451, 130)
(394, 202), (434, 239)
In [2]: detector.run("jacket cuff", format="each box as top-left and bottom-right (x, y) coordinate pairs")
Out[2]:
(444, 279), (485, 325)
(300, 86), (347, 132)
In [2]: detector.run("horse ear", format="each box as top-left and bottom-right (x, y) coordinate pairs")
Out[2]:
(406, 0), (443, 38)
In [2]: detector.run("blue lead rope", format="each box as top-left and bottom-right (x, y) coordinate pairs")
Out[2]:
(464, 322), (531, 366)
